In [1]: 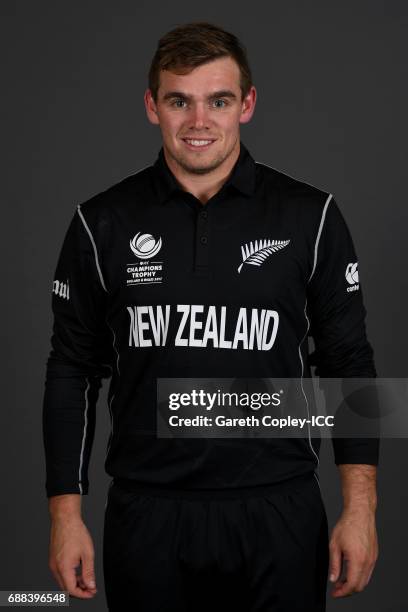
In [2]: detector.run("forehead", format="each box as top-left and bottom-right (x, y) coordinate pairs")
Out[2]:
(157, 56), (241, 97)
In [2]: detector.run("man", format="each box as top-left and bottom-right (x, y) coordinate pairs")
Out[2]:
(43, 22), (379, 611)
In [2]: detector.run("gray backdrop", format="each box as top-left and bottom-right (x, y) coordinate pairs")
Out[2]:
(1, 1), (406, 610)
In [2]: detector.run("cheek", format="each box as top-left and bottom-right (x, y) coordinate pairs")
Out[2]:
(220, 114), (241, 135)
(158, 113), (181, 135)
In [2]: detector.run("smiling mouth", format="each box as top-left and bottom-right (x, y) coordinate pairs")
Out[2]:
(182, 138), (216, 149)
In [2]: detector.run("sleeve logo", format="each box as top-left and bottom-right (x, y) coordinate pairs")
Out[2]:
(238, 239), (290, 274)
(345, 262), (360, 292)
(52, 279), (70, 300)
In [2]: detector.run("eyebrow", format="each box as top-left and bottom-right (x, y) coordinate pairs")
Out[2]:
(162, 90), (238, 102)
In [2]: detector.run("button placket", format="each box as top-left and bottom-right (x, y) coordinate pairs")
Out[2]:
(194, 206), (210, 274)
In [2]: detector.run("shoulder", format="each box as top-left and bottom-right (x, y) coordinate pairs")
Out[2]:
(77, 164), (154, 218)
(73, 164), (154, 243)
(254, 159), (333, 218)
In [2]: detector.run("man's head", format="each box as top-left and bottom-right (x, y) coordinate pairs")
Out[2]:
(144, 22), (256, 176)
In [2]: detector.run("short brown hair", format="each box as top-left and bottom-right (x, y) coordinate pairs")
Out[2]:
(148, 22), (253, 101)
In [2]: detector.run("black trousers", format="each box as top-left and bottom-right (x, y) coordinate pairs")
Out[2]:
(103, 472), (329, 611)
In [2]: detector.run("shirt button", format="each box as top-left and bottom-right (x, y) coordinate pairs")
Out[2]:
(200, 236), (208, 244)
(200, 210), (208, 219)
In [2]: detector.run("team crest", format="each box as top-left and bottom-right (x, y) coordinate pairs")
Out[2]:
(238, 239), (290, 273)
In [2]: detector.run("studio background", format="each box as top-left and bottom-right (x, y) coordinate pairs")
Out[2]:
(1, 2), (406, 610)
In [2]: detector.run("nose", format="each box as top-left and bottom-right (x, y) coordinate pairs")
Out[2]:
(189, 102), (209, 130)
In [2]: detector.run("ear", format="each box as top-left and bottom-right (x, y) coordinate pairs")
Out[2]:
(239, 86), (257, 125)
(144, 89), (160, 125)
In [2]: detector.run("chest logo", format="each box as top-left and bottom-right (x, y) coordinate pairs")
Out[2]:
(127, 232), (163, 286)
(130, 232), (162, 259)
(238, 239), (290, 273)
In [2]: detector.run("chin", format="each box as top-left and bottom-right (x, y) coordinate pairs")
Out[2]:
(179, 148), (229, 173)
(180, 157), (224, 175)
(184, 164), (217, 175)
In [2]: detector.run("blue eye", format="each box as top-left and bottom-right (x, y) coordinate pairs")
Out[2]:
(213, 99), (227, 108)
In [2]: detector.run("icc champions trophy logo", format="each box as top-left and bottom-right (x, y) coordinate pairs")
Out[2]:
(130, 232), (162, 259)
(127, 232), (163, 286)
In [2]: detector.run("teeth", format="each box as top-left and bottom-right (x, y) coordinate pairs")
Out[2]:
(185, 139), (213, 146)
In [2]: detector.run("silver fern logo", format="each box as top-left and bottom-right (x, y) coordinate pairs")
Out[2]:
(130, 232), (162, 259)
(237, 239), (290, 274)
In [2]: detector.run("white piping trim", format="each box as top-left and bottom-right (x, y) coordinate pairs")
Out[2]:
(75, 164), (151, 294)
(105, 393), (115, 464)
(313, 471), (322, 494)
(104, 316), (119, 465)
(104, 479), (114, 512)
(113, 327), (120, 376)
(76, 204), (108, 292)
(78, 377), (91, 495)
(117, 163), (151, 181)
(256, 159), (327, 479)
(299, 299), (320, 469)
(308, 193), (333, 282)
(106, 320), (120, 376)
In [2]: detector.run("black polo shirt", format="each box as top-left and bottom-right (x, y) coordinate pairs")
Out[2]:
(42, 141), (379, 497)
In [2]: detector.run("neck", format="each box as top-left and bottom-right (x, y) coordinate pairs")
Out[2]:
(163, 140), (241, 204)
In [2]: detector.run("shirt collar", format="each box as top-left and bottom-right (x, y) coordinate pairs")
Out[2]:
(153, 140), (257, 204)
